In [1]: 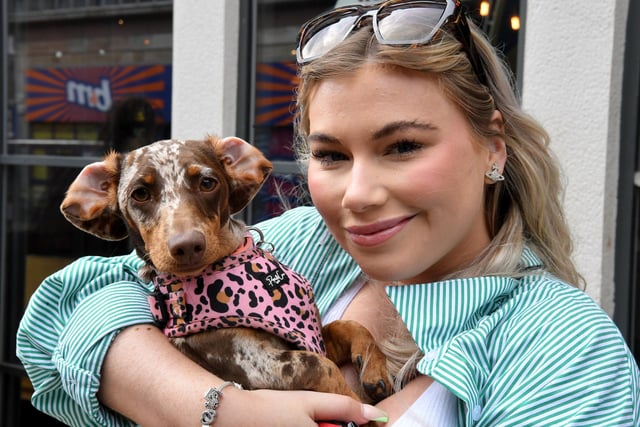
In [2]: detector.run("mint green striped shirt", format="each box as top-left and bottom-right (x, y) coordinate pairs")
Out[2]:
(17, 206), (640, 426)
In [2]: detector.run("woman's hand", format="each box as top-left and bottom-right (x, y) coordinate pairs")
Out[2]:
(340, 362), (433, 426)
(98, 325), (386, 427)
(245, 389), (387, 427)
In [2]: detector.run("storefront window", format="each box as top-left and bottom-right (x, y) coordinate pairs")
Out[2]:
(0, 1), (172, 425)
(248, 1), (335, 222)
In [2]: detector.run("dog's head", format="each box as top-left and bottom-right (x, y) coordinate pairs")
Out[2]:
(60, 135), (273, 276)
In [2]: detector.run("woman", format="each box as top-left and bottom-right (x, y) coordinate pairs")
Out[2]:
(17, 1), (640, 426)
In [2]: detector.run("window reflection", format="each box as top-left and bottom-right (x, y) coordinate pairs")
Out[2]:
(2, 2), (172, 425)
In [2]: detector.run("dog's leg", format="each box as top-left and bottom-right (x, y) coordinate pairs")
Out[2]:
(322, 320), (392, 403)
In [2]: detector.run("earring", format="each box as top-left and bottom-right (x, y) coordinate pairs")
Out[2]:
(485, 163), (504, 183)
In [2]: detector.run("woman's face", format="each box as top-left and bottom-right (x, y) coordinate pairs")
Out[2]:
(306, 63), (505, 284)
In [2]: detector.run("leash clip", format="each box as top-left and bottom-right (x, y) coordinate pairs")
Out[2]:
(247, 226), (275, 253)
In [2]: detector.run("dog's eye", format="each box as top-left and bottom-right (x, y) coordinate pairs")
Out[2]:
(131, 187), (151, 202)
(199, 177), (218, 192)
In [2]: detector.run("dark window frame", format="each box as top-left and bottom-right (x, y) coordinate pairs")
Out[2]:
(615, 0), (640, 363)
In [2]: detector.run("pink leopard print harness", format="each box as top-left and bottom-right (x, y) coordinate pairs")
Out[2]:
(148, 233), (326, 354)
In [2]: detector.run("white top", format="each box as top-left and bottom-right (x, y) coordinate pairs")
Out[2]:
(323, 276), (458, 426)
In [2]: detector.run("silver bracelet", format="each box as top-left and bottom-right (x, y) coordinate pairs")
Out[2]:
(200, 381), (243, 427)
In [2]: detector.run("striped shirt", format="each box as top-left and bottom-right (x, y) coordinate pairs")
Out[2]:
(17, 206), (640, 426)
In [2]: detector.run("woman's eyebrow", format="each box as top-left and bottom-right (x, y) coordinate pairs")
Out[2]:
(307, 133), (340, 144)
(307, 120), (436, 144)
(372, 120), (437, 140)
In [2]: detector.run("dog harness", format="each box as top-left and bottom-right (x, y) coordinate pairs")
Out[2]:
(148, 233), (326, 355)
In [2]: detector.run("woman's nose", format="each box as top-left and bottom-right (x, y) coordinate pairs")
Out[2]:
(341, 161), (386, 212)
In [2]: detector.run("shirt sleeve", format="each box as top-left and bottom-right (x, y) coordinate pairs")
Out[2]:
(476, 287), (640, 426)
(16, 253), (153, 427)
(16, 207), (322, 426)
(391, 275), (640, 426)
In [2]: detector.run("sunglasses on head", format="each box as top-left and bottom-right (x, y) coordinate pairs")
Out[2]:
(295, 0), (488, 86)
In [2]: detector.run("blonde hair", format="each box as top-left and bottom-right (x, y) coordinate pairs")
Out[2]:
(295, 21), (583, 289)
(294, 19), (584, 390)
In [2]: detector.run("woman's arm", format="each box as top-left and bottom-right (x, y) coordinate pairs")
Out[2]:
(16, 253), (149, 426)
(99, 325), (385, 427)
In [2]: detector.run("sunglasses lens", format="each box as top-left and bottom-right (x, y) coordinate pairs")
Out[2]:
(297, 1), (459, 64)
(299, 14), (359, 62)
(376, 4), (447, 44)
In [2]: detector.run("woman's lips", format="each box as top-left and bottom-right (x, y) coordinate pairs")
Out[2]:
(345, 215), (414, 247)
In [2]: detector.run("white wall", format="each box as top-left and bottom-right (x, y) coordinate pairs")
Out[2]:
(172, 0), (240, 139)
(522, 0), (629, 315)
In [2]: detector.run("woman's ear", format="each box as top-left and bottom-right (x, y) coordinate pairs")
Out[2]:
(486, 109), (507, 169)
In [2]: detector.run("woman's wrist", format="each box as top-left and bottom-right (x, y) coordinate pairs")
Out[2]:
(200, 381), (243, 426)
(98, 325), (234, 427)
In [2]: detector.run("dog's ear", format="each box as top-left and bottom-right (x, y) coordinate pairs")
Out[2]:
(213, 136), (273, 213)
(60, 152), (128, 241)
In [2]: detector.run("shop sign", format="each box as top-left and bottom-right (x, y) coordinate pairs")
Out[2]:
(25, 64), (172, 123)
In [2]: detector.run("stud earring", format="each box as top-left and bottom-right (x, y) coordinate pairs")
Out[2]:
(485, 163), (504, 183)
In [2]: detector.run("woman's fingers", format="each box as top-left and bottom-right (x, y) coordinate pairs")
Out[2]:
(304, 391), (388, 425)
(246, 389), (388, 427)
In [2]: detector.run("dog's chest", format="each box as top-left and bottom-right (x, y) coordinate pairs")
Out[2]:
(148, 235), (326, 354)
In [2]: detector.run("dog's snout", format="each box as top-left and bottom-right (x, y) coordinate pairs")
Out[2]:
(168, 231), (206, 266)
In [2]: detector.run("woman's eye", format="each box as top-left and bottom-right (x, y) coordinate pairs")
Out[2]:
(199, 177), (218, 192)
(387, 140), (423, 156)
(310, 150), (348, 165)
(131, 187), (151, 202)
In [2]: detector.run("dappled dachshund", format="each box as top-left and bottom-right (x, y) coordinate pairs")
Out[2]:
(59, 135), (391, 405)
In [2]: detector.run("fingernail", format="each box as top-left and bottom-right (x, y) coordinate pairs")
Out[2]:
(362, 404), (388, 423)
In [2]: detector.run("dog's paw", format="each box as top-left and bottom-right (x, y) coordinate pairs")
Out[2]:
(355, 350), (392, 403)
(362, 378), (391, 403)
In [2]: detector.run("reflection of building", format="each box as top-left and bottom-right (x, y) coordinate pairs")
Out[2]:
(99, 96), (161, 152)
(2, 2), (174, 426)
(1, 1), (639, 426)
(9, 1), (173, 143)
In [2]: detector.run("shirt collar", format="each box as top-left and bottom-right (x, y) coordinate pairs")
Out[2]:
(385, 246), (545, 351)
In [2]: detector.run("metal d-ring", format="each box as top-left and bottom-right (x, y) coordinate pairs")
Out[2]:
(247, 226), (275, 252)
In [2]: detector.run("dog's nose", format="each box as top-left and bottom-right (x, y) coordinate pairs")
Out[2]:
(168, 231), (206, 266)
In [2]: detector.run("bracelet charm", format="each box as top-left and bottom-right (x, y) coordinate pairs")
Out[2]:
(200, 381), (243, 427)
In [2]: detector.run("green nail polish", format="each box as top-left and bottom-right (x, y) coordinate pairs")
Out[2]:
(362, 404), (388, 423)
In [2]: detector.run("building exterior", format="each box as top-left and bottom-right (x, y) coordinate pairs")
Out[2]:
(0, 0), (638, 425)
